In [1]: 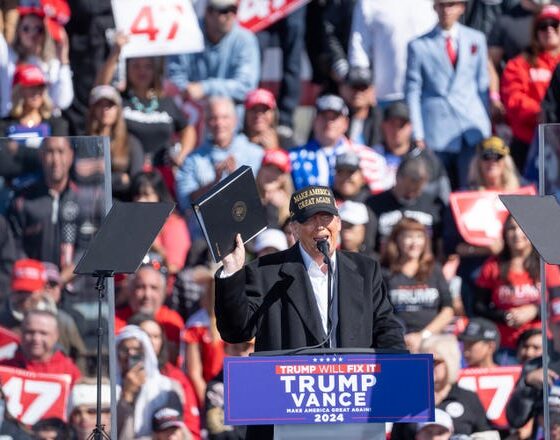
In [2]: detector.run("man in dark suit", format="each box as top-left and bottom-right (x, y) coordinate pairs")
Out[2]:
(215, 185), (405, 353)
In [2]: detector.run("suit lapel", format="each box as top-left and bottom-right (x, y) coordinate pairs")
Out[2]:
(336, 252), (365, 347)
(279, 245), (326, 344)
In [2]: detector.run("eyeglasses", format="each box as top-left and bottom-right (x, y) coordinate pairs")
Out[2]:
(117, 346), (143, 357)
(480, 152), (504, 162)
(21, 25), (44, 35)
(537, 20), (560, 32)
(208, 5), (237, 15)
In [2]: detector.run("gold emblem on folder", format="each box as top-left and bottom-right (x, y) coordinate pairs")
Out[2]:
(232, 201), (247, 222)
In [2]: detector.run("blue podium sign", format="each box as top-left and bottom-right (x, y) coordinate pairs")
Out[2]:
(224, 353), (434, 426)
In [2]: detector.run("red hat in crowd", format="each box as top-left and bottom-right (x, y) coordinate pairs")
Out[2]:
(261, 148), (291, 173)
(11, 259), (47, 293)
(245, 88), (277, 110)
(12, 64), (47, 87)
(537, 5), (560, 23)
(18, 0), (70, 43)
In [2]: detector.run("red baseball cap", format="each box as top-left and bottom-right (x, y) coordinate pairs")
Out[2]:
(17, 0), (70, 43)
(261, 148), (291, 173)
(11, 259), (47, 293)
(13, 64), (47, 87)
(537, 5), (560, 23)
(17, 6), (46, 18)
(245, 88), (277, 110)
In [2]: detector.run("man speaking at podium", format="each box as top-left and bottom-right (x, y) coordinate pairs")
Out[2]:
(215, 185), (405, 353)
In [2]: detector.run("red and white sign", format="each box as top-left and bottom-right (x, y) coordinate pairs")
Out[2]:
(457, 366), (522, 428)
(0, 366), (72, 425)
(238, 0), (310, 33)
(0, 327), (20, 361)
(111, 0), (204, 58)
(449, 186), (537, 247)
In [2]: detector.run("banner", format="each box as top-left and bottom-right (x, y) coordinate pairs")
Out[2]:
(238, 0), (310, 33)
(449, 186), (536, 247)
(0, 327), (19, 361)
(457, 366), (522, 428)
(0, 366), (72, 425)
(224, 353), (434, 425)
(111, 0), (204, 58)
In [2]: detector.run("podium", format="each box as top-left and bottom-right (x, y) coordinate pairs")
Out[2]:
(223, 349), (435, 439)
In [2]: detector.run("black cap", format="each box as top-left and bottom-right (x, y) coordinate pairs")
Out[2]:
(459, 318), (500, 344)
(289, 186), (339, 223)
(152, 407), (185, 432)
(335, 152), (360, 172)
(316, 94), (349, 117)
(346, 67), (372, 87)
(383, 102), (410, 121)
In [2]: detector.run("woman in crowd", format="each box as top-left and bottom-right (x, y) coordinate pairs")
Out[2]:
(131, 171), (191, 277)
(128, 314), (201, 440)
(255, 148), (294, 228)
(116, 325), (184, 439)
(475, 214), (560, 364)
(0, 63), (67, 139)
(243, 88), (281, 150)
(391, 335), (491, 439)
(381, 217), (454, 353)
(501, 4), (560, 170)
(86, 85), (144, 200)
(96, 33), (196, 168)
(2, 6), (73, 117)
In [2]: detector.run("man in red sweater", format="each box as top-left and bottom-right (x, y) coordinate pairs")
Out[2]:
(115, 265), (184, 361)
(1, 310), (81, 386)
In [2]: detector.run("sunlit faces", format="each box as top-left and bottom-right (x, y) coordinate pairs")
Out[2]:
(396, 229), (426, 261)
(333, 168), (365, 197)
(313, 110), (349, 147)
(129, 266), (166, 315)
(246, 104), (275, 134)
(433, 358), (448, 391)
(21, 313), (59, 362)
(117, 337), (144, 374)
(434, 1), (466, 30)
(205, 4), (237, 38)
(340, 222), (366, 252)
(94, 98), (119, 127)
(40, 137), (74, 185)
(462, 340), (494, 367)
(381, 117), (412, 152)
(537, 19), (560, 51)
(338, 83), (374, 110)
(479, 152), (505, 186)
(206, 100), (237, 148)
(139, 319), (164, 356)
(517, 332), (543, 363)
(18, 14), (45, 52)
(503, 217), (532, 255)
(21, 85), (46, 110)
(290, 212), (341, 263)
(70, 405), (111, 440)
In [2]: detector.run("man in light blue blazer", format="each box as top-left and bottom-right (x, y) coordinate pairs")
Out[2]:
(405, 0), (491, 189)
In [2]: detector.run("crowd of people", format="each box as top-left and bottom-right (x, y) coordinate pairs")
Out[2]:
(1, 0), (560, 438)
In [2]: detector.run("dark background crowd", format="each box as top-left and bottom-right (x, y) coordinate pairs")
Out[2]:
(2, 0), (560, 439)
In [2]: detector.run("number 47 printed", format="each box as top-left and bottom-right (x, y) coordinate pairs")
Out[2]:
(111, 0), (204, 58)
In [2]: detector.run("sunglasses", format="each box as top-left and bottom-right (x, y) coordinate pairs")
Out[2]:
(21, 25), (44, 34)
(480, 152), (504, 162)
(208, 5), (237, 15)
(537, 20), (560, 31)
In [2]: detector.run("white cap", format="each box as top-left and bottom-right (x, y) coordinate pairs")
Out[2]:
(417, 409), (454, 434)
(338, 201), (369, 225)
(254, 229), (288, 254)
(68, 383), (111, 413)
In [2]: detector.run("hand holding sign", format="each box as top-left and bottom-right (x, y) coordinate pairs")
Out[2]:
(111, 0), (204, 58)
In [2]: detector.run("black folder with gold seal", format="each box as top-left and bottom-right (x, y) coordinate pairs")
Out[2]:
(191, 165), (267, 263)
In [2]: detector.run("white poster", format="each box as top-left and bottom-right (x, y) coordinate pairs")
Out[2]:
(111, 0), (204, 58)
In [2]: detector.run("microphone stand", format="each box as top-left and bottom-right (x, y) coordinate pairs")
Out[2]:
(317, 239), (333, 349)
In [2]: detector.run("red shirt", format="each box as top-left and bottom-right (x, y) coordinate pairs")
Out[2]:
(477, 258), (560, 349)
(162, 362), (201, 440)
(0, 350), (81, 386)
(501, 51), (560, 143)
(182, 325), (224, 384)
(115, 305), (184, 344)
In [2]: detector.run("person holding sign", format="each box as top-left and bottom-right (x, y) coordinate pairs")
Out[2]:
(216, 185), (405, 351)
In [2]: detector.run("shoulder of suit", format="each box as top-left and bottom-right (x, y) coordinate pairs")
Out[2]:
(457, 23), (486, 42)
(338, 249), (380, 269)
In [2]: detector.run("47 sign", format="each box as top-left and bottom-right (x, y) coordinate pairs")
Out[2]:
(238, 0), (310, 33)
(111, 0), (204, 58)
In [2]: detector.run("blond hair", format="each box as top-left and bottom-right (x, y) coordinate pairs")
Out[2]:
(10, 84), (53, 120)
(420, 334), (461, 385)
(467, 154), (521, 191)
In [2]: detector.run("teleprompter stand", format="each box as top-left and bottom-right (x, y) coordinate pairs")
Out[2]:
(74, 201), (174, 440)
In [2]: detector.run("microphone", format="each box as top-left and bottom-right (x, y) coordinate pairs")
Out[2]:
(316, 239), (330, 264)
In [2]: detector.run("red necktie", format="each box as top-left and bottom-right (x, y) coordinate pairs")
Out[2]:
(446, 36), (457, 67)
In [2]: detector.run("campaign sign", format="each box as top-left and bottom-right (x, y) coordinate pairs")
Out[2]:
(0, 366), (72, 425)
(0, 327), (20, 361)
(238, 0), (310, 33)
(224, 353), (434, 425)
(457, 366), (522, 428)
(111, 0), (204, 58)
(449, 185), (536, 247)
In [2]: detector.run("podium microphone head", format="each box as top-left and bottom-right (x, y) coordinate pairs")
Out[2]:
(316, 239), (330, 258)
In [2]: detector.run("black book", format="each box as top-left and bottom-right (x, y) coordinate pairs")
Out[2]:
(192, 166), (267, 263)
